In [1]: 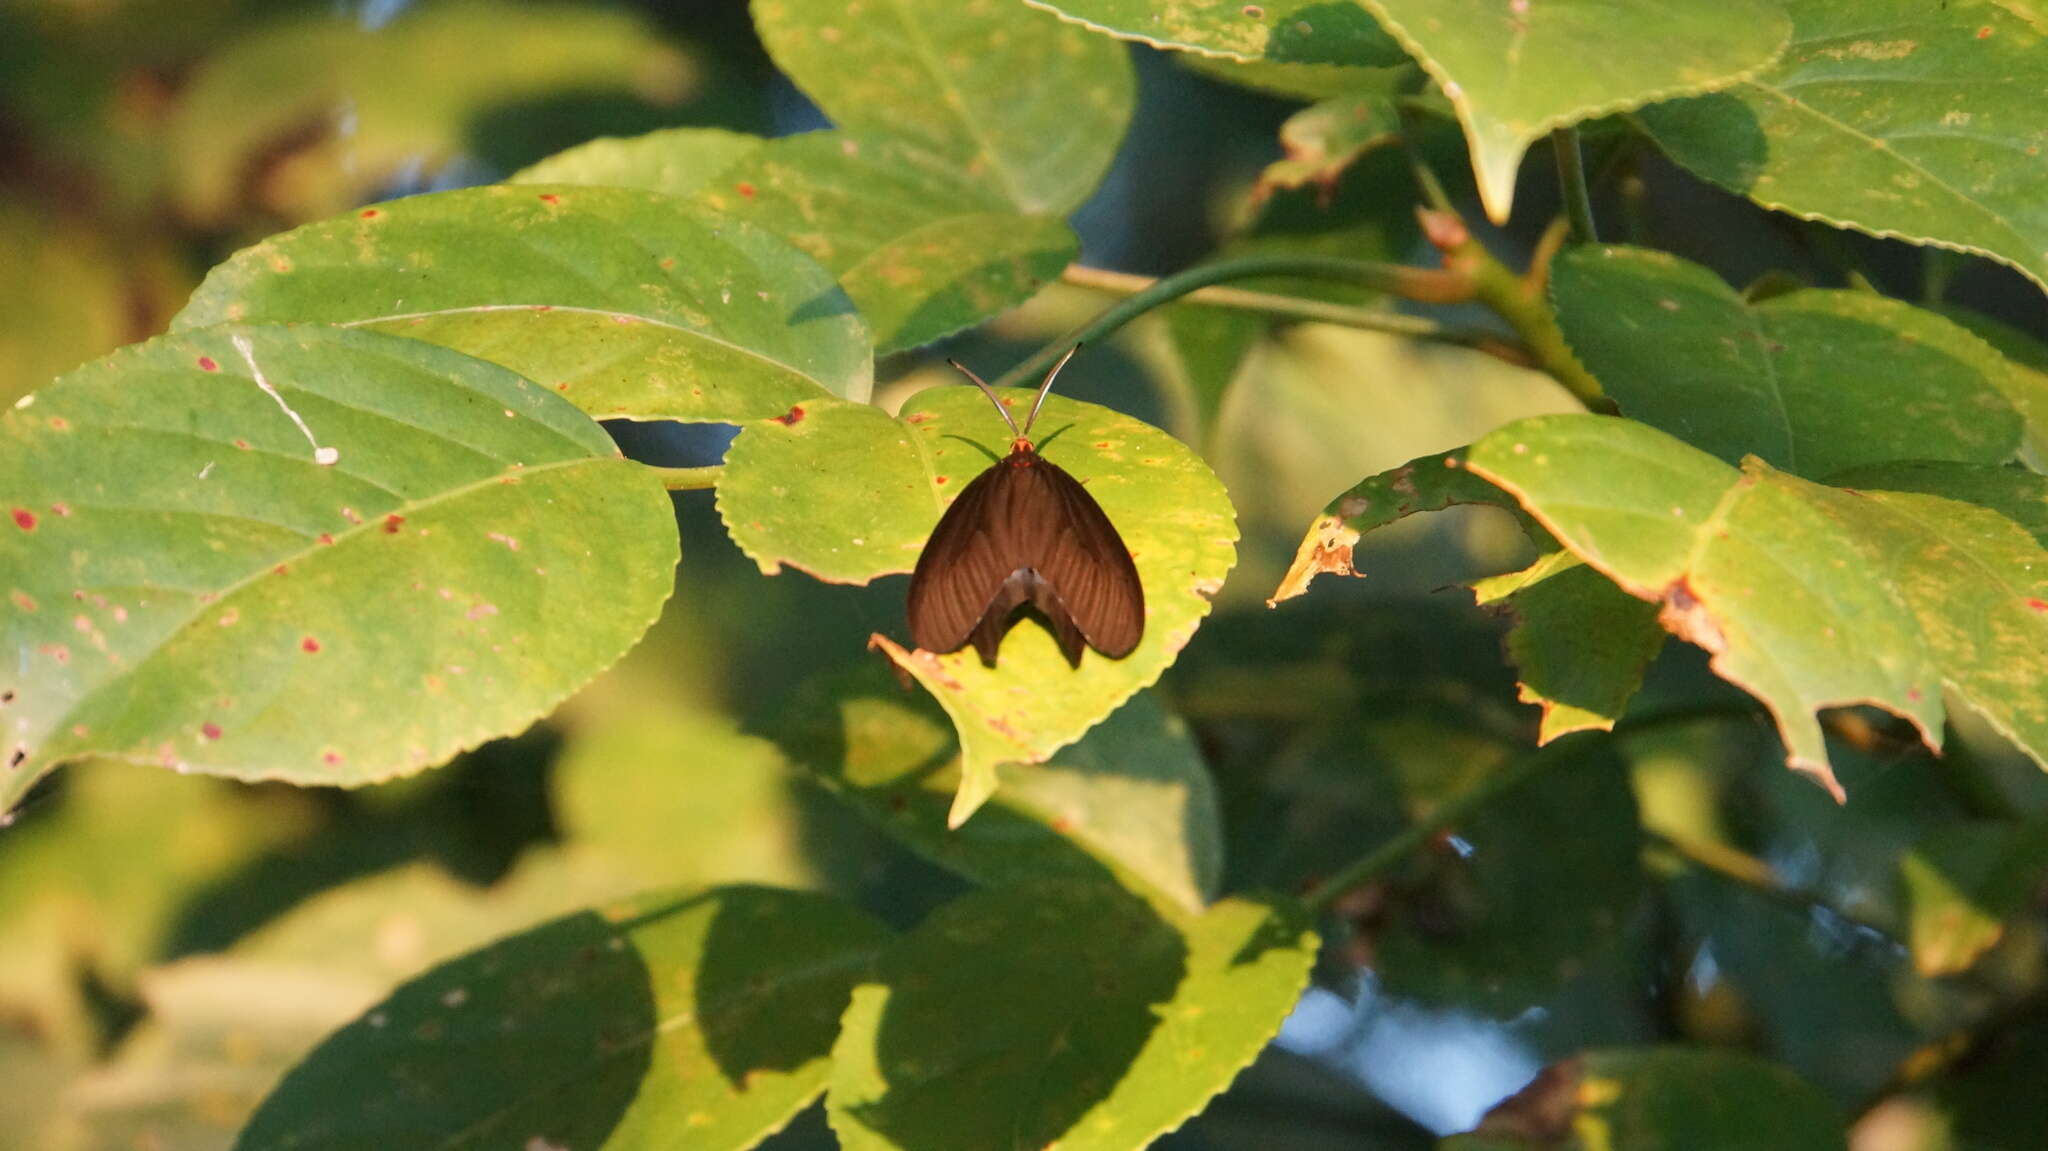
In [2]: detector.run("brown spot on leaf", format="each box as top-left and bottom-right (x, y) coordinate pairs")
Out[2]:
(537, 193), (561, 204)
(1268, 514), (1361, 606)
(736, 181), (757, 198)
(360, 208), (381, 218)
(772, 404), (806, 426)
(383, 514), (405, 533)
(1475, 1056), (1585, 1140)
(1659, 578), (1726, 652)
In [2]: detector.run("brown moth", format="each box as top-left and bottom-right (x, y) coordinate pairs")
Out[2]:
(905, 346), (1144, 668)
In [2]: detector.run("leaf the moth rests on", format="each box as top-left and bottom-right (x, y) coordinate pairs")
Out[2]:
(716, 387), (1236, 826)
(1, 324), (677, 814)
(1641, 0), (2048, 296)
(1551, 245), (2023, 478)
(175, 184), (873, 424)
(1355, 0), (1790, 221)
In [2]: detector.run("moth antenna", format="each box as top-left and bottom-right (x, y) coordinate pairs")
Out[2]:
(947, 357), (1022, 441)
(1024, 343), (1081, 439)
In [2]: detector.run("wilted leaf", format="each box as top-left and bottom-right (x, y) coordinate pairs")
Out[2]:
(827, 879), (1315, 1151)
(175, 185), (873, 423)
(1, 325), (677, 813)
(1550, 245), (2023, 477)
(754, 0), (1134, 215)
(717, 384), (1236, 825)
(1355, 0), (1790, 221)
(1642, 0), (2048, 295)
(237, 886), (893, 1151)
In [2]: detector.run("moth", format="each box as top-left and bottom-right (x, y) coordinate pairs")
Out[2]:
(906, 346), (1144, 668)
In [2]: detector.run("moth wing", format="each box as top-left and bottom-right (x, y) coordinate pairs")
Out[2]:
(1024, 458), (1145, 658)
(906, 465), (1021, 655)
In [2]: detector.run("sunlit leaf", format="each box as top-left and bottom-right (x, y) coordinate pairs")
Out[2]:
(0, 325), (677, 813)
(1022, 0), (1408, 66)
(1472, 553), (1666, 740)
(1641, 0), (2048, 295)
(175, 184), (873, 423)
(1354, 0), (1790, 221)
(754, 0), (1134, 215)
(510, 125), (765, 196)
(717, 385), (1236, 825)
(1551, 245), (2024, 477)
(238, 886), (893, 1151)
(827, 879), (1315, 1151)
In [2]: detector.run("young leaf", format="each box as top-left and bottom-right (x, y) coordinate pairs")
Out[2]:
(1253, 92), (1405, 201)
(774, 668), (1225, 913)
(753, 0), (1135, 216)
(1450, 1048), (1845, 1149)
(0, 325), (678, 814)
(175, 185), (873, 424)
(1463, 415), (1969, 798)
(1022, 0), (1409, 67)
(826, 879), (1316, 1151)
(1641, 0), (2048, 296)
(1551, 245), (2024, 477)
(235, 885), (893, 1151)
(169, 0), (689, 224)
(716, 386), (1237, 825)
(1354, 0), (1791, 221)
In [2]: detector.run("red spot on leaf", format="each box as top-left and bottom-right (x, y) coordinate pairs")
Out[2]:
(323, 750), (344, 765)
(234, 439), (251, 450)
(10, 591), (35, 612)
(1908, 687), (1925, 702)
(383, 514), (405, 534)
(532, 304), (553, 312)
(1978, 25), (1993, 37)
(905, 412), (931, 424)
(197, 356), (219, 372)
(736, 181), (757, 198)
(50, 503), (70, 517)
(2028, 598), (2048, 613)
(41, 643), (69, 664)
(47, 416), (67, 430)
(11, 509), (35, 530)
(538, 193), (561, 204)
(301, 636), (321, 653)
(201, 723), (222, 741)
(317, 533), (334, 545)
(934, 475), (949, 485)
(360, 208), (380, 218)
(772, 405), (806, 426)
(273, 563), (289, 575)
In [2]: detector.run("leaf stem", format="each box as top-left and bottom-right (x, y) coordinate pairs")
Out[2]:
(1300, 735), (1587, 915)
(645, 464), (723, 491)
(1059, 265), (1531, 366)
(993, 254), (1465, 389)
(1426, 216), (1611, 410)
(1550, 127), (1598, 244)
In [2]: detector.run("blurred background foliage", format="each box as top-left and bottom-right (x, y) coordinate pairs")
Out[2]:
(4, 1), (2048, 1148)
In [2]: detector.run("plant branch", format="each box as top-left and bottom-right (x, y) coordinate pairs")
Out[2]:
(993, 254), (1466, 389)
(645, 464), (723, 491)
(1421, 211), (1611, 410)
(1301, 735), (1588, 915)
(1550, 127), (1598, 244)
(1059, 265), (1531, 366)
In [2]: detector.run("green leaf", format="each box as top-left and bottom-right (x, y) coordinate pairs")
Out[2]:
(530, 128), (1078, 354)
(1640, 0), (2048, 296)
(1375, 737), (1643, 1010)
(237, 885), (894, 1151)
(1813, 462), (2048, 773)
(0, 325), (677, 813)
(552, 708), (815, 889)
(1450, 1048), (1845, 1149)
(716, 385), (1237, 825)
(0, 200), (185, 407)
(1550, 245), (2024, 477)
(1177, 56), (1414, 102)
(169, 0), (691, 224)
(1254, 91), (1404, 200)
(174, 184), (874, 424)
(1933, 305), (2048, 462)
(1463, 415), (1945, 798)
(754, 0), (1135, 215)
(1472, 554), (1666, 740)
(1022, 0), (1409, 66)
(511, 125), (766, 196)
(1900, 818), (2048, 977)
(1354, 0), (1791, 221)
(826, 879), (1316, 1151)
(775, 667), (1225, 912)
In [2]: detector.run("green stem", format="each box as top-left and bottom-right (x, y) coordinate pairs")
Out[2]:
(1398, 103), (1457, 215)
(1550, 127), (1598, 244)
(994, 254), (1461, 389)
(1300, 735), (1586, 915)
(1059, 265), (1529, 365)
(1457, 236), (1611, 410)
(645, 464), (723, 491)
